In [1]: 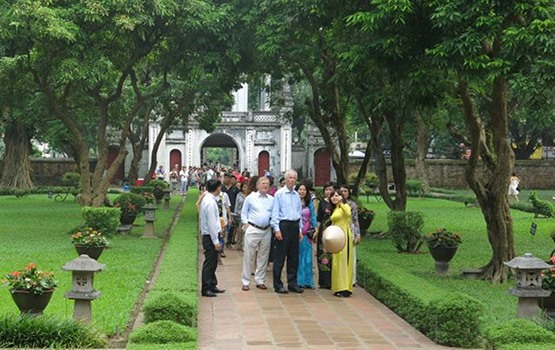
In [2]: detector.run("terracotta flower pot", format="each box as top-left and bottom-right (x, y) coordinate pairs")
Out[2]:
(74, 245), (105, 260)
(10, 289), (54, 316)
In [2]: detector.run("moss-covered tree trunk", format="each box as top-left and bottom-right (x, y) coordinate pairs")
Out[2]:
(0, 118), (34, 189)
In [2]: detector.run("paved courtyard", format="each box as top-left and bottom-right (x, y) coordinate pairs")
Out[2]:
(198, 245), (462, 349)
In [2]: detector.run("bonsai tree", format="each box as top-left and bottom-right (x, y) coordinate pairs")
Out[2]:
(113, 193), (146, 219)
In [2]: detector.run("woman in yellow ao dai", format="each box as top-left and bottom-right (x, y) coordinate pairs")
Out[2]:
(329, 188), (354, 297)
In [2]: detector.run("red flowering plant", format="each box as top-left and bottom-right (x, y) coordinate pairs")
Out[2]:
(542, 256), (555, 293)
(2, 262), (58, 295)
(425, 228), (462, 248)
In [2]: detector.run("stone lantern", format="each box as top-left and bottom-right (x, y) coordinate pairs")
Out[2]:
(163, 188), (171, 209)
(504, 253), (552, 318)
(142, 203), (157, 238)
(63, 255), (105, 322)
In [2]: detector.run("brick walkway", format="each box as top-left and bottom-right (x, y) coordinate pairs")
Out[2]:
(198, 245), (460, 349)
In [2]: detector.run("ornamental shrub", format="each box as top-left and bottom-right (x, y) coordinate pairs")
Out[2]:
(128, 320), (196, 344)
(387, 211), (424, 253)
(143, 292), (196, 327)
(426, 293), (483, 348)
(484, 319), (555, 349)
(0, 314), (106, 348)
(80, 206), (120, 236)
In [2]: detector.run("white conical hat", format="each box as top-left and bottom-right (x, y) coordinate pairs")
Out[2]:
(323, 225), (346, 253)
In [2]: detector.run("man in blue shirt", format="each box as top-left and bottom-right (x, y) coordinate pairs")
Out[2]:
(200, 179), (226, 297)
(240, 176), (274, 291)
(270, 169), (303, 294)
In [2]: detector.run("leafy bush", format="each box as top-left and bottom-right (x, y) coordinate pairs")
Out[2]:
(113, 192), (146, 217)
(80, 206), (120, 236)
(0, 314), (106, 348)
(406, 178), (423, 196)
(129, 320), (196, 344)
(426, 293), (483, 348)
(387, 211), (424, 252)
(62, 172), (81, 187)
(143, 292), (196, 327)
(12, 189), (29, 198)
(484, 319), (555, 349)
(131, 186), (155, 196)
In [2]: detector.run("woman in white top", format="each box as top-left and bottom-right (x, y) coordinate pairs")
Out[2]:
(508, 172), (520, 202)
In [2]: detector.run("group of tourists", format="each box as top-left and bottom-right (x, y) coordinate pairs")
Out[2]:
(198, 168), (363, 299)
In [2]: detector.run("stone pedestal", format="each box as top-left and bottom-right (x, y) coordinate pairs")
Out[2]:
(116, 225), (133, 235)
(142, 220), (156, 238)
(163, 198), (170, 209)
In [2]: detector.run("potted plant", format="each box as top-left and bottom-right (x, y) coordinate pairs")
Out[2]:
(3, 262), (58, 315)
(425, 228), (462, 274)
(71, 226), (109, 260)
(113, 192), (146, 225)
(148, 180), (169, 203)
(539, 256), (555, 315)
(357, 207), (375, 236)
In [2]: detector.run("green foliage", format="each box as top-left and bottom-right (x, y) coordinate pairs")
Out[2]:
(128, 320), (196, 344)
(12, 188), (29, 198)
(4, 262), (58, 295)
(484, 319), (555, 349)
(387, 211), (424, 252)
(529, 191), (555, 218)
(149, 180), (169, 189)
(406, 178), (423, 196)
(426, 294), (483, 348)
(143, 292), (196, 327)
(356, 260), (483, 348)
(0, 314), (106, 348)
(425, 228), (462, 248)
(113, 192), (146, 216)
(62, 172), (81, 187)
(80, 206), (120, 236)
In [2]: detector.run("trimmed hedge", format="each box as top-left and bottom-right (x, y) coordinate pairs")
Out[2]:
(128, 320), (196, 344)
(357, 260), (483, 348)
(143, 292), (196, 327)
(483, 319), (555, 350)
(0, 314), (106, 348)
(81, 206), (120, 236)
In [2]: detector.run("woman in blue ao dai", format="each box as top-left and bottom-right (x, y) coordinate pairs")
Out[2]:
(296, 183), (317, 289)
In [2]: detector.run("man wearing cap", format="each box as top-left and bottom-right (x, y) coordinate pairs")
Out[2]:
(240, 176), (274, 291)
(270, 169), (303, 294)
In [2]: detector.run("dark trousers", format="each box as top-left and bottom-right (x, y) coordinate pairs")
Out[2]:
(201, 235), (218, 292)
(272, 220), (300, 290)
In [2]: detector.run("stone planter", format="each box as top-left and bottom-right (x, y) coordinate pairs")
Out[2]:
(74, 245), (105, 260)
(428, 246), (458, 275)
(119, 213), (137, 225)
(358, 215), (374, 236)
(11, 289), (54, 316)
(539, 292), (555, 318)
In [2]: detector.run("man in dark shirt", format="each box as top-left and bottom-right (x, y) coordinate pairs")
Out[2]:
(222, 172), (240, 246)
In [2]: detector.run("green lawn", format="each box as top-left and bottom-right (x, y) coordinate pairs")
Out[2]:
(358, 194), (555, 326)
(0, 193), (181, 336)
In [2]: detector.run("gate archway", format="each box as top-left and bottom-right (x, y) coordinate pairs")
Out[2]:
(200, 133), (239, 169)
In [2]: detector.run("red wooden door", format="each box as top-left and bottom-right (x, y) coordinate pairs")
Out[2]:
(314, 148), (331, 186)
(258, 151), (270, 176)
(169, 150), (182, 171)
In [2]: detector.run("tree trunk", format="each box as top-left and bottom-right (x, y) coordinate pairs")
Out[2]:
(414, 111), (430, 193)
(458, 77), (516, 283)
(127, 107), (152, 185)
(0, 118), (34, 189)
(385, 111), (407, 211)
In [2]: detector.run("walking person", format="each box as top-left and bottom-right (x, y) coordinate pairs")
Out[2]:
(339, 185), (361, 286)
(296, 183), (317, 289)
(199, 179), (226, 297)
(508, 172), (520, 202)
(271, 169), (304, 294)
(179, 165), (188, 194)
(315, 182), (337, 289)
(329, 188), (354, 297)
(240, 177), (274, 291)
(232, 182), (250, 250)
